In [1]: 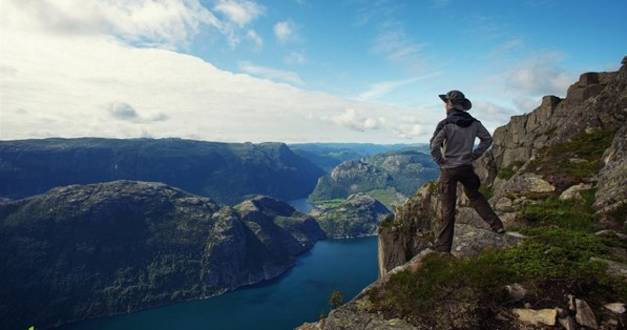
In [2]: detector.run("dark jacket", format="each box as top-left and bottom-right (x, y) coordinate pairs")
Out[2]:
(429, 110), (492, 168)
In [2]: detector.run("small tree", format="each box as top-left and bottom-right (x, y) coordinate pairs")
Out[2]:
(329, 289), (344, 309)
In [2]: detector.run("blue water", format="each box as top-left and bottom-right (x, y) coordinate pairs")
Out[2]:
(64, 236), (379, 330)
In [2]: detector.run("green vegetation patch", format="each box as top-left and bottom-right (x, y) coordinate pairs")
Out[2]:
(364, 187), (401, 209)
(368, 236), (625, 327)
(314, 199), (346, 209)
(478, 185), (493, 200)
(497, 161), (524, 180)
(525, 129), (615, 189)
(368, 182), (627, 327)
(520, 189), (597, 231)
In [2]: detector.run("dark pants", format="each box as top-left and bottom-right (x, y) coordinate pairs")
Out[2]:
(434, 164), (504, 253)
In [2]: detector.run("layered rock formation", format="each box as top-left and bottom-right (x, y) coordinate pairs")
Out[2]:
(298, 57), (627, 330)
(309, 150), (438, 209)
(310, 193), (391, 239)
(0, 181), (325, 329)
(0, 138), (325, 204)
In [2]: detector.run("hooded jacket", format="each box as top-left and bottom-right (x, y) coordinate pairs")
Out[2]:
(429, 110), (492, 169)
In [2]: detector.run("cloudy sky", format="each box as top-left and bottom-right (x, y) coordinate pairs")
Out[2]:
(1, 0), (625, 143)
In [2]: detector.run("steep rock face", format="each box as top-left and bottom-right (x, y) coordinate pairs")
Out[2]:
(0, 138), (325, 204)
(235, 195), (327, 254)
(299, 57), (627, 330)
(379, 59), (627, 277)
(594, 124), (627, 223)
(309, 150), (438, 208)
(0, 181), (324, 329)
(310, 193), (391, 239)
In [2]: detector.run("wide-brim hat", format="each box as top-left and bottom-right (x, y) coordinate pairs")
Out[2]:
(439, 90), (472, 111)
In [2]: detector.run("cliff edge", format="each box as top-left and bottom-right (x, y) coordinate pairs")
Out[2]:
(297, 56), (627, 330)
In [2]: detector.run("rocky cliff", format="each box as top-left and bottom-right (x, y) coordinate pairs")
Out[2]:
(297, 57), (627, 330)
(0, 181), (325, 329)
(310, 193), (391, 239)
(0, 138), (325, 204)
(309, 150), (439, 209)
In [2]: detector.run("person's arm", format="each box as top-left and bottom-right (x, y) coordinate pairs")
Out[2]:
(471, 121), (493, 160)
(430, 124), (447, 165)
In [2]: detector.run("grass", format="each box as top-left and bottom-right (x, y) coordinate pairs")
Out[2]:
(363, 187), (402, 210)
(368, 181), (627, 327)
(497, 161), (524, 180)
(478, 185), (493, 200)
(525, 129), (615, 188)
(314, 198), (346, 209)
(520, 189), (597, 231)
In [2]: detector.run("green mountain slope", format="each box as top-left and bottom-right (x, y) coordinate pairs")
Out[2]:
(0, 181), (325, 329)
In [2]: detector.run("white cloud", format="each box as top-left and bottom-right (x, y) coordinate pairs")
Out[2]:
(246, 29), (263, 49)
(507, 52), (574, 96)
(326, 108), (384, 132)
(285, 51), (306, 65)
(394, 124), (424, 139)
(273, 21), (295, 43)
(0, 0), (222, 49)
(372, 23), (425, 69)
(0, 0), (443, 144)
(357, 72), (441, 101)
(214, 0), (264, 27)
(108, 102), (169, 123)
(238, 62), (304, 85)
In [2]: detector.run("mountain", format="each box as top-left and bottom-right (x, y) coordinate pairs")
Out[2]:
(310, 193), (391, 239)
(298, 57), (627, 329)
(309, 150), (439, 209)
(0, 181), (325, 329)
(288, 143), (429, 172)
(0, 138), (325, 204)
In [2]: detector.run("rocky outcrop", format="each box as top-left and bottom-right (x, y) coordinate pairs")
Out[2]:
(309, 150), (438, 209)
(0, 181), (325, 329)
(310, 193), (391, 239)
(378, 57), (627, 277)
(594, 124), (627, 223)
(0, 138), (325, 204)
(299, 57), (627, 330)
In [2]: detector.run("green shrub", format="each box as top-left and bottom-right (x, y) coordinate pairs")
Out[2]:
(478, 185), (493, 200)
(526, 130), (615, 183)
(520, 195), (597, 231)
(329, 290), (344, 309)
(497, 167), (515, 180)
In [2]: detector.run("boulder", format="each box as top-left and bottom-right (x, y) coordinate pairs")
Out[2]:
(493, 173), (555, 199)
(512, 308), (557, 326)
(505, 283), (527, 302)
(575, 299), (598, 329)
(605, 303), (625, 314)
(559, 183), (593, 201)
(451, 224), (524, 258)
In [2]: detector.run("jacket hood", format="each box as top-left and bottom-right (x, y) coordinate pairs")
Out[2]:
(446, 110), (477, 128)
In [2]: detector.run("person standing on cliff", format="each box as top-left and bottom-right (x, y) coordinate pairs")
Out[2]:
(429, 90), (505, 253)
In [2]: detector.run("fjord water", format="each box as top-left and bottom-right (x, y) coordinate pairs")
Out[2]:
(64, 199), (378, 330)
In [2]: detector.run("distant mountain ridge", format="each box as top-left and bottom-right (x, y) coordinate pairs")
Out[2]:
(0, 180), (326, 329)
(289, 143), (429, 172)
(309, 150), (439, 208)
(0, 138), (325, 204)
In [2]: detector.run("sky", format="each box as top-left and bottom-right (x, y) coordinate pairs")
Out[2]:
(0, 0), (626, 144)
